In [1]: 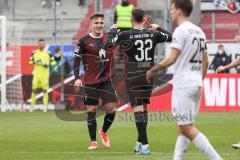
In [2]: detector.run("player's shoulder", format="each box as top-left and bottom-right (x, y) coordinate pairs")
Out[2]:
(174, 22), (189, 33)
(118, 29), (133, 39)
(45, 50), (52, 56)
(119, 29), (133, 35)
(186, 22), (206, 38)
(46, 50), (51, 54)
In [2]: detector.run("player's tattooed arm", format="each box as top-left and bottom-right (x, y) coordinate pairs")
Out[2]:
(146, 48), (180, 83)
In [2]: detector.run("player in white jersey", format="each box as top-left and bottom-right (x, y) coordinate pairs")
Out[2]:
(146, 0), (222, 159)
(217, 34), (240, 150)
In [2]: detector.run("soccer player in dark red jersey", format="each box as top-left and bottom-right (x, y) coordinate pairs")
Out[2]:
(105, 8), (172, 155)
(73, 13), (117, 150)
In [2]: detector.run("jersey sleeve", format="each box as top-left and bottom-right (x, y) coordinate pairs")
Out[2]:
(155, 27), (172, 42)
(104, 29), (130, 51)
(170, 27), (185, 52)
(74, 56), (81, 80)
(73, 38), (84, 80)
(204, 39), (208, 54)
(74, 38), (84, 58)
(104, 28), (120, 50)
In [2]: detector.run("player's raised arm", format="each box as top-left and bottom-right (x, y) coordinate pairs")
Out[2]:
(155, 26), (172, 42)
(104, 24), (123, 50)
(151, 25), (172, 43)
(143, 16), (172, 43)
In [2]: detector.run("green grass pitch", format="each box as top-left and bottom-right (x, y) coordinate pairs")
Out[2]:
(0, 111), (240, 160)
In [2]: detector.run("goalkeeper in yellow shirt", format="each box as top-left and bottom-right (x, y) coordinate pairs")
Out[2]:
(29, 38), (56, 112)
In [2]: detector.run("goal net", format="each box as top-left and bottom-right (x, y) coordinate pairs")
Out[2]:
(0, 16), (24, 112)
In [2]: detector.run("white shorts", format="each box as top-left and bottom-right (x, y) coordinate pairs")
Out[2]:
(171, 87), (202, 125)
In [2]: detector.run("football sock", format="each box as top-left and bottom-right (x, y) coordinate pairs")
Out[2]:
(137, 111), (148, 143)
(31, 92), (36, 106)
(87, 112), (97, 141)
(137, 134), (142, 144)
(102, 112), (116, 133)
(192, 133), (221, 160)
(43, 92), (49, 106)
(134, 112), (148, 145)
(174, 135), (190, 160)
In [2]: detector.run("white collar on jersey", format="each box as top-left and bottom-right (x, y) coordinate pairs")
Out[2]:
(89, 33), (103, 38)
(133, 28), (145, 30)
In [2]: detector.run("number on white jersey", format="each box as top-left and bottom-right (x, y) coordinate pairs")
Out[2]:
(190, 37), (206, 64)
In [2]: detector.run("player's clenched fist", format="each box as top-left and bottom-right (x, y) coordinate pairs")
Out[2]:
(74, 79), (82, 93)
(146, 70), (155, 84)
(216, 66), (226, 73)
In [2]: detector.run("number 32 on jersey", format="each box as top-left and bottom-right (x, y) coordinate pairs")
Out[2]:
(135, 39), (153, 61)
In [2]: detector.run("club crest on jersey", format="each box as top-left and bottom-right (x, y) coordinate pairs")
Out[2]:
(99, 49), (106, 59)
(74, 46), (80, 53)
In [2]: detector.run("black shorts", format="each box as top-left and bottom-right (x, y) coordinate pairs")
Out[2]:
(126, 74), (153, 107)
(84, 80), (117, 106)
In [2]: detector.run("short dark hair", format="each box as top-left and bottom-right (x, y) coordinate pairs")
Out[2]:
(38, 38), (45, 42)
(54, 47), (61, 53)
(132, 8), (145, 23)
(90, 12), (104, 20)
(171, 0), (193, 17)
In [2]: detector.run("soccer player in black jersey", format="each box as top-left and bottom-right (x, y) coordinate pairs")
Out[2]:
(105, 8), (172, 155)
(73, 13), (117, 150)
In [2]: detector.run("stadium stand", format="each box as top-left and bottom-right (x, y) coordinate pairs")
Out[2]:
(2, 0), (90, 44)
(200, 12), (240, 41)
(201, 0), (240, 42)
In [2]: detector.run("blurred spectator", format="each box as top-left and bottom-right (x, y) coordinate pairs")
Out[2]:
(114, 0), (134, 31)
(209, 44), (231, 73)
(50, 48), (71, 104)
(51, 48), (71, 82)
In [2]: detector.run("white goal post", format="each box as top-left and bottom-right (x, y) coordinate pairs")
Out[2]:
(0, 16), (6, 111)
